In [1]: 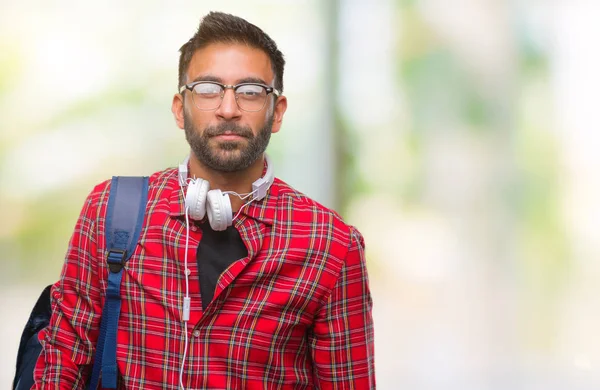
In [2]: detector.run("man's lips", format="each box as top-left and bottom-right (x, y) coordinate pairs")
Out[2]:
(212, 134), (246, 141)
(211, 131), (249, 141)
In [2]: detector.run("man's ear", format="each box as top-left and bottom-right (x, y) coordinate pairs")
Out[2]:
(172, 93), (185, 130)
(270, 95), (288, 134)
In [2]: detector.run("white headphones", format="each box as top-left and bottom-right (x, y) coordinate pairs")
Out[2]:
(177, 156), (275, 387)
(178, 154), (274, 231)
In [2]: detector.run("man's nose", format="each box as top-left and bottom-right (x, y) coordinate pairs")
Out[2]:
(215, 88), (241, 119)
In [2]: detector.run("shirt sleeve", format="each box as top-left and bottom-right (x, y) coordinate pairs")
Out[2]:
(32, 186), (106, 389)
(309, 228), (376, 389)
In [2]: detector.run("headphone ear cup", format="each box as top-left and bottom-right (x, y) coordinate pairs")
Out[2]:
(185, 179), (210, 220)
(206, 189), (232, 231)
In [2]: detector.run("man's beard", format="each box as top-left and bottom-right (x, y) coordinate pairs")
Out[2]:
(183, 111), (273, 172)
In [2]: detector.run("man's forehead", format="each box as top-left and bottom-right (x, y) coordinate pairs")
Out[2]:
(187, 43), (274, 84)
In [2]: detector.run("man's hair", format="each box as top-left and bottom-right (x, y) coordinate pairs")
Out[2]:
(178, 12), (285, 93)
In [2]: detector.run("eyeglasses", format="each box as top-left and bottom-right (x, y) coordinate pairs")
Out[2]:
(179, 81), (280, 112)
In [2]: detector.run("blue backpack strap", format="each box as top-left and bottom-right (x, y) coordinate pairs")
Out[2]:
(89, 176), (149, 390)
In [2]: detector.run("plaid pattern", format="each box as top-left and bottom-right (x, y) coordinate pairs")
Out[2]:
(33, 167), (375, 389)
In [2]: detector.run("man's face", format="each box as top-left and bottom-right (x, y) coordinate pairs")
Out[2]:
(178, 43), (283, 172)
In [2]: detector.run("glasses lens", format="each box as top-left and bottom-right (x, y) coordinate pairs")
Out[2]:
(235, 84), (267, 112)
(192, 82), (223, 110)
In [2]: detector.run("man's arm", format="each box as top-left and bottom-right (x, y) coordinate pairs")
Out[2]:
(33, 186), (106, 389)
(309, 228), (376, 389)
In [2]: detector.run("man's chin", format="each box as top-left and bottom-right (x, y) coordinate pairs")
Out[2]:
(203, 149), (248, 171)
(211, 142), (245, 155)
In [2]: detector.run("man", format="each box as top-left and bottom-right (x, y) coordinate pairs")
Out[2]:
(33, 11), (375, 389)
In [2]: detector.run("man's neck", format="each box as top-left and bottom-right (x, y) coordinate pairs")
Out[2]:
(188, 155), (265, 212)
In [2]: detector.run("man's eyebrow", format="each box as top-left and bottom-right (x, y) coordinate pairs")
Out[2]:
(190, 75), (269, 85)
(236, 77), (268, 85)
(191, 75), (222, 83)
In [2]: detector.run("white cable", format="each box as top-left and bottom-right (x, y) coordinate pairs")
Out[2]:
(223, 188), (259, 223)
(179, 206), (191, 390)
(223, 188), (256, 202)
(179, 321), (189, 390)
(231, 197), (256, 222)
(175, 162), (260, 388)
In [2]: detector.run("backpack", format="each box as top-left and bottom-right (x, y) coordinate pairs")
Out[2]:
(13, 176), (149, 390)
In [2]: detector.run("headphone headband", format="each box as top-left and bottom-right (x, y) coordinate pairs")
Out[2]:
(252, 154), (274, 200)
(178, 156), (189, 187)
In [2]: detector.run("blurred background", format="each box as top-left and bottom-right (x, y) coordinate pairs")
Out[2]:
(2, 0), (600, 388)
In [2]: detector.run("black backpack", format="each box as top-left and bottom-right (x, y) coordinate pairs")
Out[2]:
(13, 176), (149, 390)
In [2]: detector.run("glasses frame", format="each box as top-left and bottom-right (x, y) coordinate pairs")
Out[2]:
(179, 81), (281, 112)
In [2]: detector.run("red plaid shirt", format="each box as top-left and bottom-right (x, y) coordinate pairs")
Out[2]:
(33, 167), (375, 389)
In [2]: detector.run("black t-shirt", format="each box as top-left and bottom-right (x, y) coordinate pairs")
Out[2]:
(196, 222), (248, 310)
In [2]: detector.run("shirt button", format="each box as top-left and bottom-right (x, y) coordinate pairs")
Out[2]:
(193, 330), (200, 337)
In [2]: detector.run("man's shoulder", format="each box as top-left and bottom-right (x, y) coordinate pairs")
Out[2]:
(272, 177), (362, 242)
(273, 177), (339, 216)
(147, 166), (179, 190)
(85, 167), (178, 207)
